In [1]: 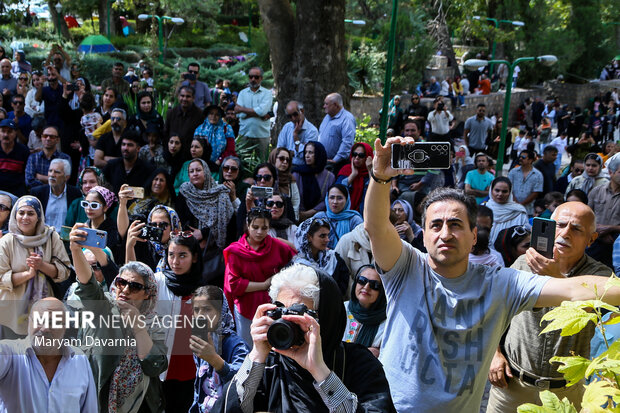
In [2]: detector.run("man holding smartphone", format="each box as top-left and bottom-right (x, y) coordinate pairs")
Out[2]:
(364, 137), (620, 412)
(487, 202), (612, 412)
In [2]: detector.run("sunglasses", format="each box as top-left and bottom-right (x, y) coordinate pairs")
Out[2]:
(352, 152), (366, 159)
(255, 174), (272, 182)
(81, 200), (102, 210)
(0, 204), (10, 212)
(115, 276), (146, 294)
(248, 75), (261, 80)
(511, 225), (530, 238)
(277, 156), (290, 163)
(151, 222), (170, 229)
(18, 77), (28, 81)
(12, 101), (24, 105)
(573, 168), (584, 173)
(519, 155), (528, 160)
(188, 70), (198, 74)
(266, 200), (284, 208)
(42, 133), (58, 139)
(356, 275), (381, 291)
(222, 165), (239, 172)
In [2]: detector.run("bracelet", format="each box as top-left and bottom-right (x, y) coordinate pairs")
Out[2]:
(370, 169), (393, 185)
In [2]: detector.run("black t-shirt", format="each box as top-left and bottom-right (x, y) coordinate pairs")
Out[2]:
(103, 157), (155, 193)
(534, 159), (556, 194)
(95, 132), (122, 158)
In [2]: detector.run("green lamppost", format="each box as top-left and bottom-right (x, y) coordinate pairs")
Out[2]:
(55, 2), (62, 40)
(138, 14), (184, 63)
(379, 0), (399, 144)
(463, 55), (558, 175)
(472, 16), (524, 77)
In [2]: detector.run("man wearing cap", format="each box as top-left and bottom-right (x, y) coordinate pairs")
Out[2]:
(277, 100), (319, 167)
(25, 125), (70, 189)
(103, 129), (155, 193)
(0, 119), (29, 196)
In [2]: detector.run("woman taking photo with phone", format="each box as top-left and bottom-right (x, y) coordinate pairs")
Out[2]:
(82, 185), (121, 258)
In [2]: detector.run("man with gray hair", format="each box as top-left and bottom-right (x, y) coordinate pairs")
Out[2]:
(319, 92), (357, 173)
(25, 125), (70, 189)
(235, 66), (273, 161)
(277, 100), (319, 167)
(31, 158), (81, 232)
(585, 153), (620, 268)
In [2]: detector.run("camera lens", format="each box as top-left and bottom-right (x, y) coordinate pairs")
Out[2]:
(267, 320), (304, 350)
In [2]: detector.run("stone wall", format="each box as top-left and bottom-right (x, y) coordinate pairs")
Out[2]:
(546, 79), (620, 110)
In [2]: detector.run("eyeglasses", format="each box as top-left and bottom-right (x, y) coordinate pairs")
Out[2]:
(249, 207), (271, 218)
(511, 225), (530, 238)
(277, 156), (290, 163)
(188, 70), (198, 74)
(356, 275), (381, 291)
(42, 133), (58, 139)
(255, 174), (272, 182)
(352, 152), (366, 159)
(286, 112), (299, 119)
(412, 97), (420, 100)
(0, 204), (10, 212)
(81, 200), (102, 210)
(114, 276), (146, 294)
(266, 200), (284, 208)
(171, 229), (193, 238)
(222, 165), (239, 172)
(519, 155), (528, 160)
(110, 117), (122, 122)
(151, 222), (170, 229)
(248, 75), (261, 79)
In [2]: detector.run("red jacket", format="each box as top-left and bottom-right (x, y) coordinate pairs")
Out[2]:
(224, 234), (296, 319)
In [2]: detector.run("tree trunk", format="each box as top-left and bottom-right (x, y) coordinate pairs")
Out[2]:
(257, 0), (348, 135)
(426, 0), (460, 77)
(48, 1), (71, 40)
(97, 0), (117, 37)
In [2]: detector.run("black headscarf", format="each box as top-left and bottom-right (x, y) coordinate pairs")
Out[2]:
(347, 266), (387, 348)
(293, 141), (328, 211)
(213, 269), (396, 413)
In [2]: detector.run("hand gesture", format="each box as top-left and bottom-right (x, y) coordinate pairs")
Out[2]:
(26, 252), (43, 271)
(189, 226), (203, 241)
(189, 333), (217, 361)
(488, 349), (512, 388)
(525, 247), (562, 278)
(118, 184), (136, 204)
(372, 137), (416, 181)
(68, 223), (89, 251)
(223, 180), (236, 202)
(245, 189), (256, 211)
(127, 220), (146, 247)
(248, 303), (277, 363)
(117, 300), (143, 334)
(349, 157), (358, 178)
(293, 118), (303, 135)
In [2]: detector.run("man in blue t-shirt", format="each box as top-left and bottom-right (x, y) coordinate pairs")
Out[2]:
(363, 136), (620, 413)
(464, 153), (494, 203)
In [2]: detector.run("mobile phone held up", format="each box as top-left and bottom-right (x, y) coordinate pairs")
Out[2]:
(251, 186), (273, 199)
(531, 217), (556, 259)
(391, 142), (451, 170)
(76, 228), (108, 249)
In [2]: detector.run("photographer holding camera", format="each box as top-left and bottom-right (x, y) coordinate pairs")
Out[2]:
(427, 96), (454, 143)
(213, 264), (395, 413)
(178, 62), (211, 110)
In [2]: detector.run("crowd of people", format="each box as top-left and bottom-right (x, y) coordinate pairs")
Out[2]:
(0, 41), (618, 413)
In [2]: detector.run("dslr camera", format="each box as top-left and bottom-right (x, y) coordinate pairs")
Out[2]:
(437, 101), (445, 111)
(266, 303), (318, 350)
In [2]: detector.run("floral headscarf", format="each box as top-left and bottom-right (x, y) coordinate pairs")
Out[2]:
(89, 186), (117, 209)
(147, 205), (181, 272)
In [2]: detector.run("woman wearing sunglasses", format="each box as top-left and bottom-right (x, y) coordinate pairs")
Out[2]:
(266, 193), (297, 249)
(0, 196), (71, 337)
(65, 167), (118, 227)
(217, 156), (249, 209)
(82, 186), (121, 258)
(313, 184), (363, 250)
(0, 190), (16, 237)
(69, 226), (168, 412)
(494, 225), (531, 267)
(293, 141), (335, 221)
(292, 217), (350, 297)
(268, 147), (300, 220)
(343, 265), (387, 358)
(224, 208), (296, 347)
(335, 142), (373, 213)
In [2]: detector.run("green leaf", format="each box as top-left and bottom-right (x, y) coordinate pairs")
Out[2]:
(540, 304), (598, 336)
(582, 381), (620, 412)
(517, 390), (578, 413)
(550, 356), (592, 386)
(605, 275), (620, 292)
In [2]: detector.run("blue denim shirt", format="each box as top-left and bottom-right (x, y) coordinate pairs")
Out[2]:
(318, 108), (357, 163)
(277, 118), (319, 166)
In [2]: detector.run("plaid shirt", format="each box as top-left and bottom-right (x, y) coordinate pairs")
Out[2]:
(25, 150), (70, 188)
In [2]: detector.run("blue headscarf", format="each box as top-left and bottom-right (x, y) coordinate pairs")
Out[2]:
(324, 184), (362, 248)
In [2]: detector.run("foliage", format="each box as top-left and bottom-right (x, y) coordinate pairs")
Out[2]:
(355, 114), (379, 146)
(517, 275), (620, 412)
(234, 135), (259, 177)
(347, 42), (385, 94)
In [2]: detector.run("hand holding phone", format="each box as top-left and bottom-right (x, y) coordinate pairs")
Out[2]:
(531, 218), (556, 259)
(391, 142), (451, 170)
(75, 228), (108, 249)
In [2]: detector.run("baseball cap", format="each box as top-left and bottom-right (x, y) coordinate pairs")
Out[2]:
(0, 119), (16, 129)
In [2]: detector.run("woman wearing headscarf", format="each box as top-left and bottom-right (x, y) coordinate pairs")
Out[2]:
(174, 137), (214, 195)
(454, 144), (475, 188)
(127, 91), (164, 136)
(484, 177), (529, 245)
(0, 196), (70, 336)
(336, 142), (373, 213)
(268, 147), (300, 220)
(213, 264), (396, 413)
(176, 158), (235, 248)
(194, 104), (237, 167)
(343, 265), (387, 358)
(69, 232), (168, 413)
(314, 184), (363, 249)
(65, 167), (118, 227)
(119, 168), (175, 220)
(83, 185), (121, 258)
(266, 192), (297, 248)
(0, 190), (17, 236)
(391, 199), (424, 250)
(494, 224), (532, 267)
(218, 156), (250, 210)
(292, 217), (349, 296)
(11, 50), (32, 74)
(565, 153), (609, 196)
(189, 286), (249, 413)
(292, 141), (335, 221)
(387, 95), (403, 133)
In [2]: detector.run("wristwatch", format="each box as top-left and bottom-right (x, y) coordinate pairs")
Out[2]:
(370, 169), (393, 185)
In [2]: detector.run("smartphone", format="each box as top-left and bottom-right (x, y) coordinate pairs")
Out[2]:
(76, 228), (108, 249)
(531, 218), (556, 259)
(251, 186), (273, 199)
(391, 142), (451, 170)
(126, 186), (144, 199)
(138, 225), (163, 243)
(60, 226), (72, 242)
(191, 316), (217, 340)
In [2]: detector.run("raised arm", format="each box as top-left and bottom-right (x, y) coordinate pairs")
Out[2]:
(69, 223), (95, 284)
(364, 137), (415, 272)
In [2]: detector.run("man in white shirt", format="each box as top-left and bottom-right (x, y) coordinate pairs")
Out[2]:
(427, 96), (454, 143)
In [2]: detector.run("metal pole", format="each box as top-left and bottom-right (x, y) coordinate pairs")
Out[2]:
(489, 18), (498, 78)
(379, 0), (399, 144)
(248, 8), (252, 48)
(157, 16), (164, 63)
(107, 0), (111, 38)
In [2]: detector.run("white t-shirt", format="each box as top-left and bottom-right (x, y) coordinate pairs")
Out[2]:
(549, 136), (568, 155)
(377, 241), (549, 412)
